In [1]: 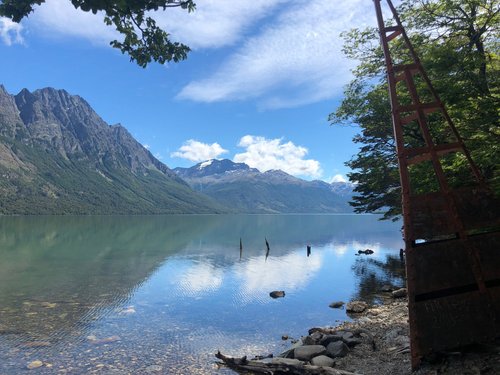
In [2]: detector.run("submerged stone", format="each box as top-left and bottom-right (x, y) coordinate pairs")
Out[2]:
(269, 291), (285, 298)
(329, 301), (345, 309)
(27, 360), (43, 370)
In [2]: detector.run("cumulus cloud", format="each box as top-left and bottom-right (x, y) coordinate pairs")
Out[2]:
(234, 135), (322, 178)
(177, 0), (373, 108)
(171, 139), (228, 162)
(0, 17), (24, 45)
(330, 174), (347, 183)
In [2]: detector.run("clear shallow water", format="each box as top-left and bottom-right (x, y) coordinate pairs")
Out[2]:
(0, 214), (404, 374)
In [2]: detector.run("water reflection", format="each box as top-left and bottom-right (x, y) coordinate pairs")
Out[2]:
(0, 214), (404, 374)
(351, 254), (406, 304)
(0, 215), (202, 345)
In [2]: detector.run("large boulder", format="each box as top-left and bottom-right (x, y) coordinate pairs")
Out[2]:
(310, 355), (335, 367)
(346, 301), (368, 313)
(326, 341), (350, 358)
(319, 334), (343, 347)
(293, 345), (327, 361)
(392, 288), (407, 298)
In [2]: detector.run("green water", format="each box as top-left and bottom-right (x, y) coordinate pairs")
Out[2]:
(0, 214), (404, 374)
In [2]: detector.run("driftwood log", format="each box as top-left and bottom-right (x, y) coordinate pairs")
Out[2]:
(215, 351), (361, 375)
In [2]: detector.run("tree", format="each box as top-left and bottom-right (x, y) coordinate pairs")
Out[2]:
(330, 0), (499, 220)
(0, 0), (196, 67)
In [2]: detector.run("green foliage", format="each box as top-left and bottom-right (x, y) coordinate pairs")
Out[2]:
(0, 136), (225, 215)
(0, 0), (196, 67)
(330, 0), (499, 220)
(195, 180), (352, 214)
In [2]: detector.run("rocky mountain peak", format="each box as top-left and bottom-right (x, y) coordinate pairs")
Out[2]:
(0, 86), (23, 138)
(0, 85), (222, 214)
(175, 158), (255, 178)
(174, 159), (354, 214)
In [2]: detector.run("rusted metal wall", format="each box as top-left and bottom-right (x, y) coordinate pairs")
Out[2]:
(373, 0), (500, 368)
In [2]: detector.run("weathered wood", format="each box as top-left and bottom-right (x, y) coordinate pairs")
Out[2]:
(215, 351), (361, 375)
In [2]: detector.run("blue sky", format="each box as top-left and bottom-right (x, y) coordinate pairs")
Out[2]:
(0, 0), (390, 182)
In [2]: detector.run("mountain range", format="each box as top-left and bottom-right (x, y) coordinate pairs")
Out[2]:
(0, 85), (224, 214)
(0, 85), (353, 215)
(174, 159), (354, 213)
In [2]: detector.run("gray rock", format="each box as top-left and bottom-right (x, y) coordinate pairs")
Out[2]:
(278, 349), (295, 359)
(310, 331), (323, 342)
(293, 345), (327, 361)
(302, 335), (316, 346)
(270, 291), (285, 298)
(343, 337), (363, 347)
(346, 301), (368, 313)
(341, 332), (354, 340)
(380, 284), (394, 292)
(310, 355), (335, 367)
(319, 334), (343, 346)
(341, 331), (363, 347)
(278, 338), (303, 358)
(329, 301), (345, 308)
(326, 341), (350, 358)
(392, 288), (407, 298)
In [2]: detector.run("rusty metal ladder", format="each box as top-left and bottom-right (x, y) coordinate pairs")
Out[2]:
(373, 0), (500, 368)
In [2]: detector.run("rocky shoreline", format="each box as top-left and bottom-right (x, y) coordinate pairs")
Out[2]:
(216, 298), (500, 375)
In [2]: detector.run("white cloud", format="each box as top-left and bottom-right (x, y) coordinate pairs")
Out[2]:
(143, 144), (151, 150)
(16, 0), (380, 109)
(155, 0), (287, 49)
(233, 251), (323, 303)
(234, 135), (322, 178)
(330, 174), (347, 183)
(23, 0), (284, 50)
(177, 0), (373, 108)
(171, 139), (228, 162)
(0, 17), (24, 45)
(28, 0), (116, 45)
(178, 262), (223, 296)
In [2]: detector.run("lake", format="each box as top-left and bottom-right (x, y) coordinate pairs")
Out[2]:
(0, 214), (404, 374)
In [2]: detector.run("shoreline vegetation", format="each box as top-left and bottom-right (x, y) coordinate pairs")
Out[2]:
(216, 298), (500, 375)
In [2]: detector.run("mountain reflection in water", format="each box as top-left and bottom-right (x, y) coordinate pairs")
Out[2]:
(0, 214), (403, 374)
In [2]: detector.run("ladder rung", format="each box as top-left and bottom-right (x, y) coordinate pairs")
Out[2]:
(384, 26), (403, 42)
(395, 73), (406, 82)
(401, 112), (419, 125)
(394, 63), (420, 73)
(405, 143), (463, 165)
(387, 30), (402, 42)
(384, 26), (401, 33)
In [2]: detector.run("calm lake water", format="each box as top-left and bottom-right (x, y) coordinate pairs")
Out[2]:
(0, 214), (404, 374)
